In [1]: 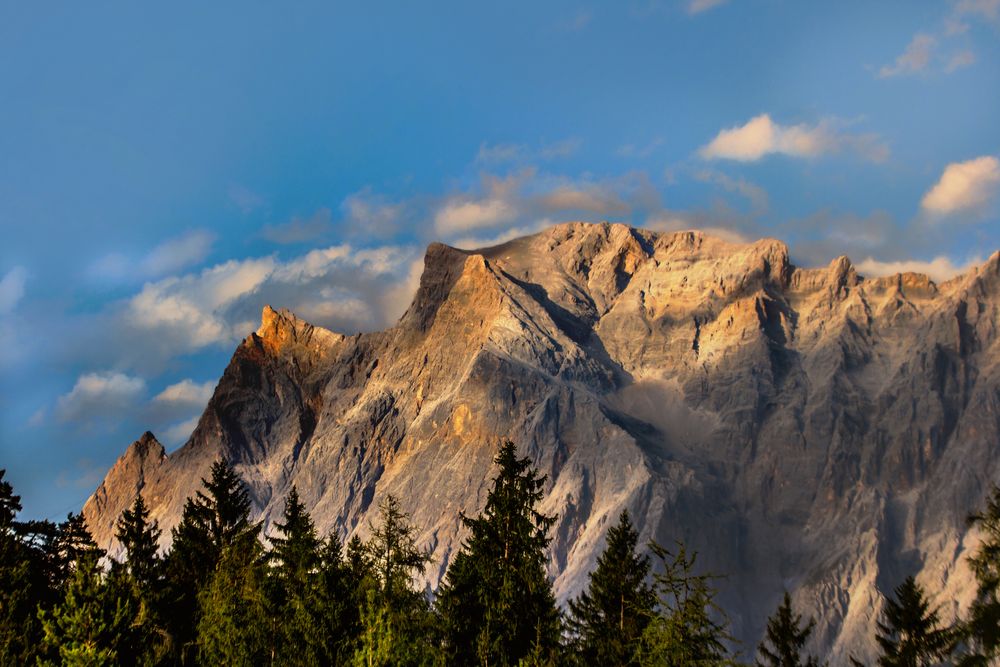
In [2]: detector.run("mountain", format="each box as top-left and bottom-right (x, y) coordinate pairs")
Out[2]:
(83, 221), (1000, 662)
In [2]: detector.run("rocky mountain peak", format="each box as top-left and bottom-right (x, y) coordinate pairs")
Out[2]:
(83, 222), (1000, 663)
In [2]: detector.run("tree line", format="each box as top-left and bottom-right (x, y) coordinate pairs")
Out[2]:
(3, 441), (1000, 666)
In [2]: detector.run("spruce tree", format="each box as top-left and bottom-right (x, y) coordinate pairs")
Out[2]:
(114, 494), (166, 666)
(873, 576), (954, 667)
(637, 542), (735, 666)
(52, 512), (105, 587)
(37, 552), (134, 666)
(317, 532), (359, 663)
(164, 458), (260, 664)
(196, 534), (270, 666)
(115, 494), (162, 590)
(0, 469), (47, 664)
(568, 509), (655, 666)
(964, 484), (1000, 664)
(351, 494), (440, 666)
(436, 441), (562, 667)
(268, 486), (329, 666)
(756, 592), (823, 667)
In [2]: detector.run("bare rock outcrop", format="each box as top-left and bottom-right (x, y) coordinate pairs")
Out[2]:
(84, 222), (1000, 662)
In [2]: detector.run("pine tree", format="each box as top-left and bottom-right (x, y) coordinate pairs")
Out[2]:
(115, 494), (162, 590)
(52, 512), (105, 587)
(37, 552), (135, 666)
(114, 494), (167, 666)
(964, 484), (1000, 664)
(317, 532), (359, 664)
(350, 494), (440, 666)
(365, 495), (431, 609)
(637, 541), (735, 666)
(436, 441), (562, 667)
(0, 469), (47, 664)
(196, 535), (270, 666)
(268, 486), (329, 666)
(568, 509), (655, 666)
(874, 576), (954, 667)
(757, 592), (823, 667)
(164, 458), (260, 664)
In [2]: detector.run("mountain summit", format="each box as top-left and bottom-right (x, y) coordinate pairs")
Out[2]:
(83, 221), (1000, 662)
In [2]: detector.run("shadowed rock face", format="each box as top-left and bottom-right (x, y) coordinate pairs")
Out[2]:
(83, 221), (1000, 662)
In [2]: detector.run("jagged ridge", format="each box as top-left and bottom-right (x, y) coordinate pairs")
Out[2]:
(84, 221), (1000, 662)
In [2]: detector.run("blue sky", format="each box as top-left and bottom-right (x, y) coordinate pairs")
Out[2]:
(1, 0), (999, 519)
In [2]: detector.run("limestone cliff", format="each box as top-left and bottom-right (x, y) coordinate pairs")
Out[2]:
(83, 222), (1000, 662)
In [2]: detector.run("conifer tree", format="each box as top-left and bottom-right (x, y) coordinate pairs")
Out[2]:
(318, 532), (359, 663)
(0, 469), (47, 664)
(964, 484), (1000, 664)
(757, 592), (823, 667)
(52, 512), (105, 587)
(115, 494), (162, 590)
(568, 509), (655, 666)
(268, 486), (330, 666)
(114, 494), (167, 666)
(37, 552), (134, 666)
(637, 542), (735, 666)
(436, 441), (562, 667)
(196, 535), (270, 666)
(873, 576), (954, 667)
(164, 458), (260, 664)
(351, 494), (440, 666)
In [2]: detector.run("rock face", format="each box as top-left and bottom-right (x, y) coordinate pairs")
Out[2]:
(83, 222), (1000, 662)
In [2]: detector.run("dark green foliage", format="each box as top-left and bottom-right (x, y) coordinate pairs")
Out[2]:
(53, 512), (105, 587)
(436, 441), (562, 667)
(568, 509), (655, 666)
(196, 534), (270, 666)
(115, 494), (162, 590)
(757, 592), (823, 667)
(164, 458), (261, 663)
(874, 576), (954, 667)
(268, 486), (332, 666)
(352, 494), (441, 666)
(37, 552), (135, 666)
(637, 542), (736, 666)
(964, 485), (1000, 665)
(0, 469), (47, 664)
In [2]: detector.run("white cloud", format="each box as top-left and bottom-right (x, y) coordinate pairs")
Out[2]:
(879, 34), (936, 78)
(688, 0), (728, 14)
(154, 379), (215, 407)
(144, 230), (214, 277)
(162, 416), (200, 447)
(341, 190), (404, 238)
(90, 230), (215, 282)
(856, 255), (981, 283)
(435, 198), (517, 235)
(921, 156), (1000, 215)
(56, 371), (146, 424)
(698, 114), (887, 162)
(0, 267), (27, 315)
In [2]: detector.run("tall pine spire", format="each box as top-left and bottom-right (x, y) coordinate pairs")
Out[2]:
(436, 441), (561, 666)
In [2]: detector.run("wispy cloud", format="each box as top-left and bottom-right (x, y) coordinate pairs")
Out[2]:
(944, 50), (976, 73)
(879, 33), (936, 78)
(557, 9), (592, 31)
(699, 114), (888, 162)
(475, 139), (580, 165)
(688, 0), (728, 14)
(228, 184), (265, 214)
(0, 267), (27, 315)
(90, 230), (215, 282)
(261, 208), (333, 244)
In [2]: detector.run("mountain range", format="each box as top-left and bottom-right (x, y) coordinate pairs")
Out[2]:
(83, 221), (1000, 662)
